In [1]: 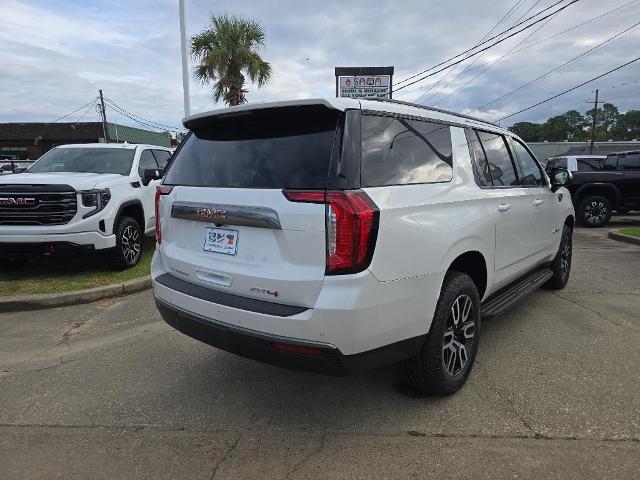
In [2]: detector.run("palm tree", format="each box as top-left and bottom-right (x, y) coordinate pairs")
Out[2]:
(191, 14), (272, 106)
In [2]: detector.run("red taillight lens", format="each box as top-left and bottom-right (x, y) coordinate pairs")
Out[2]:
(155, 185), (173, 244)
(271, 342), (322, 356)
(283, 189), (379, 275)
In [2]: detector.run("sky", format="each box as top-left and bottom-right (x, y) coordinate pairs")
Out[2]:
(1, 0), (639, 131)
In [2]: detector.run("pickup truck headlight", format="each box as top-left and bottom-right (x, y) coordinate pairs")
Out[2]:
(80, 188), (111, 218)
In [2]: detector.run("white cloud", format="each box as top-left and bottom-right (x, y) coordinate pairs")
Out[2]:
(0, 0), (639, 129)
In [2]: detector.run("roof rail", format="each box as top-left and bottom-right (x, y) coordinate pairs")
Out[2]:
(361, 97), (498, 126)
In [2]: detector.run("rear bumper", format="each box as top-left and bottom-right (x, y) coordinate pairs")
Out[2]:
(0, 231), (116, 254)
(155, 296), (425, 375)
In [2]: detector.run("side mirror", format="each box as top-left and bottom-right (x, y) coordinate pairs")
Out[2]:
(142, 168), (162, 185)
(550, 168), (571, 191)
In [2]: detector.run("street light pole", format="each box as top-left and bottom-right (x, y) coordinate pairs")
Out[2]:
(179, 0), (191, 118)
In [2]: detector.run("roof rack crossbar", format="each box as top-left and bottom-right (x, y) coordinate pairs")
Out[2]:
(361, 97), (498, 126)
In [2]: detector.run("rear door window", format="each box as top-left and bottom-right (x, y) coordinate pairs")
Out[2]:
(474, 130), (519, 187)
(510, 139), (545, 186)
(619, 153), (640, 169)
(576, 157), (603, 171)
(164, 106), (340, 189)
(361, 114), (453, 187)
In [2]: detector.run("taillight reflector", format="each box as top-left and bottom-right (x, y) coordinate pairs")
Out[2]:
(271, 342), (322, 356)
(283, 189), (379, 275)
(155, 185), (173, 244)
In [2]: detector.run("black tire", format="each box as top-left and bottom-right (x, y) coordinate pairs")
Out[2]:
(577, 195), (612, 227)
(403, 271), (481, 396)
(110, 216), (142, 269)
(0, 257), (27, 271)
(544, 224), (572, 290)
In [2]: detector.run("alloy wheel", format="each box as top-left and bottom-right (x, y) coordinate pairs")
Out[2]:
(442, 294), (476, 376)
(121, 225), (141, 265)
(584, 200), (607, 225)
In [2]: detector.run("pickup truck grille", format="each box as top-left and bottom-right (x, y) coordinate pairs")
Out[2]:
(0, 184), (78, 225)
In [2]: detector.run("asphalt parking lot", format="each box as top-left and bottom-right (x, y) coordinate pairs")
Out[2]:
(1, 225), (639, 479)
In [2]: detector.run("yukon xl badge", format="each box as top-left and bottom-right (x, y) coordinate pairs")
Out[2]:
(0, 197), (37, 207)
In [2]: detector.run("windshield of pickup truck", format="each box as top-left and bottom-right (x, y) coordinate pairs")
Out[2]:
(29, 148), (135, 175)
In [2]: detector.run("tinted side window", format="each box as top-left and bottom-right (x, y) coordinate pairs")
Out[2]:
(138, 150), (158, 178)
(604, 155), (618, 170)
(152, 150), (171, 168)
(620, 153), (640, 169)
(476, 130), (519, 186)
(511, 139), (544, 186)
(467, 130), (493, 186)
(576, 157), (603, 171)
(361, 114), (453, 187)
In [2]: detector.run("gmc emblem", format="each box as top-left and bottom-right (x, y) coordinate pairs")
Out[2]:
(0, 197), (37, 207)
(196, 208), (226, 219)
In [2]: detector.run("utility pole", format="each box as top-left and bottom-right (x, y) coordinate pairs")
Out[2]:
(179, 0), (191, 117)
(98, 89), (108, 143)
(588, 89), (599, 154)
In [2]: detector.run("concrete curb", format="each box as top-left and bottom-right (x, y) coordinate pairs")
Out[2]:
(608, 230), (640, 247)
(0, 276), (152, 313)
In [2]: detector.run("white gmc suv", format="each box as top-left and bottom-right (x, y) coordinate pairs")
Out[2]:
(0, 143), (172, 269)
(152, 98), (575, 395)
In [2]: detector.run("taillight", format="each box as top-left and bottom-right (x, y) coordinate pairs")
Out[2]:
(283, 189), (379, 275)
(155, 185), (173, 244)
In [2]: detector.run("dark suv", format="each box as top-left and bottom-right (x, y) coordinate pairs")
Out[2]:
(569, 150), (640, 227)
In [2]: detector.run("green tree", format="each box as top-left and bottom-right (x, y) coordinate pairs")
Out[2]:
(191, 14), (272, 106)
(614, 110), (640, 140)
(600, 103), (619, 133)
(560, 110), (587, 140)
(509, 121), (541, 141)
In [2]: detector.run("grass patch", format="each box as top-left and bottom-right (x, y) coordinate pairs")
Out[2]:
(619, 228), (640, 238)
(0, 238), (155, 297)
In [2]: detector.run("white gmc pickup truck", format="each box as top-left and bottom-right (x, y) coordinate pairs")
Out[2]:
(0, 143), (172, 269)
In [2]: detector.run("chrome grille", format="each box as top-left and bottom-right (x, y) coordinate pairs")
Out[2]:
(0, 184), (78, 225)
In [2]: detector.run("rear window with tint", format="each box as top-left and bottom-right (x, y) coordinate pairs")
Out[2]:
(576, 157), (603, 171)
(164, 106), (340, 189)
(361, 114), (453, 187)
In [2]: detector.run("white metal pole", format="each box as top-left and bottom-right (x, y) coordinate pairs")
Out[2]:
(179, 0), (191, 117)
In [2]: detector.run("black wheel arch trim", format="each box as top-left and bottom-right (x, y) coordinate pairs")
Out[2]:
(574, 183), (620, 208)
(114, 199), (145, 234)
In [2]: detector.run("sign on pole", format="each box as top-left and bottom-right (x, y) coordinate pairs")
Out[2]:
(335, 67), (394, 99)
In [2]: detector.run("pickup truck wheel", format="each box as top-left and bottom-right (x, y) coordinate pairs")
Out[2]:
(544, 225), (572, 290)
(111, 216), (142, 269)
(403, 271), (481, 396)
(578, 195), (612, 227)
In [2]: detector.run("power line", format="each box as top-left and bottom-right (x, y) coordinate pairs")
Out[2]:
(72, 99), (98, 125)
(497, 56), (640, 121)
(478, 21), (640, 110)
(104, 103), (171, 132)
(423, 0), (545, 105)
(395, 0), (580, 92)
(104, 98), (184, 131)
(394, 0), (573, 88)
(47, 98), (98, 124)
(455, 0), (640, 78)
(430, 0), (553, 106)
(414, 0), (528, 102)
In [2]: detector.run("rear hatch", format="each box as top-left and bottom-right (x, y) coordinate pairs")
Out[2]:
(157, 104), (342, 308)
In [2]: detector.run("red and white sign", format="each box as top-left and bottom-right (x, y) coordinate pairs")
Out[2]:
(338, 75), (391, 98)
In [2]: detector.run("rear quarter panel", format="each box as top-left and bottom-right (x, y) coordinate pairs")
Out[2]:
(364, 126), (496, 300)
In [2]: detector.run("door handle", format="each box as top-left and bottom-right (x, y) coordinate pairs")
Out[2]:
(498, 203), (511, 212)
(533, 199), (544, 206)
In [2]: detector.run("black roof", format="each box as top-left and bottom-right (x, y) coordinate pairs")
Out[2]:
(606, 150), (640, 156)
